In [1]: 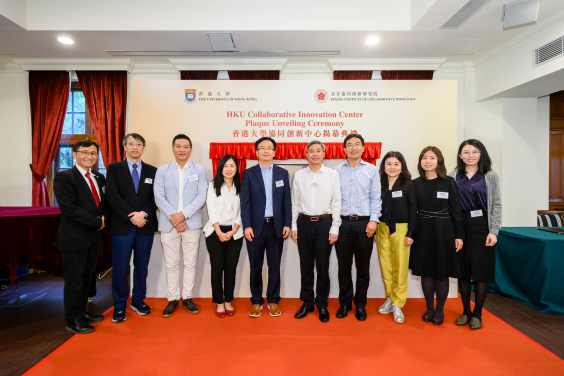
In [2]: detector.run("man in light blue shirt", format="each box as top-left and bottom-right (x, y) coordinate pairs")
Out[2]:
(261, 164), (273, 217)
(334, 133), (382, 321)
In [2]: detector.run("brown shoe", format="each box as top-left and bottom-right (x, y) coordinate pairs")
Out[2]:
(182, 298), (200, 314)
(268, 303), (281, 317)
(249, 304), (262, 317)
(163, 300), (179, 318)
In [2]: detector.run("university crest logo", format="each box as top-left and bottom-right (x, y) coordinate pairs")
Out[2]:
(315, 89), (328, 103)
(185, 89), (197, 103)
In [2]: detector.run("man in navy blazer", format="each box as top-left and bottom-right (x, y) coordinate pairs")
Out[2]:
(240, 137), (291, 318)
(105, 133), (158, 323)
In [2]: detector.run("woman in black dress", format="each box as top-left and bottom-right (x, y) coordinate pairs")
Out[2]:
(410, 146), (464, 325)
(448, 140), (501, 330)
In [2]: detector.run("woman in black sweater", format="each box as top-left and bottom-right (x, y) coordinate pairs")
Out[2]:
(376, 151), (417, 324)
(409, 146), (464, 325)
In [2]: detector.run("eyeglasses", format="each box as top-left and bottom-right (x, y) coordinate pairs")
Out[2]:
(76, 151), (98, 157)
(257, 147), (274, 151)
(126, 143), (143, 147)
(462, 151), (480, 156)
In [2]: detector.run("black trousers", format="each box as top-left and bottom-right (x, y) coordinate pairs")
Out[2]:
(335, 219), (374, 308)
(60, 244), (100, 321)
(205, 226), (244, 304)
(297, 216), (333, 309)
(246, 222), (284, 305)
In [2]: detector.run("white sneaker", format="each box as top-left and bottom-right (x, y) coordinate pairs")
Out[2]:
(378, 297), (394, 314)
(393, 304), (404, 324)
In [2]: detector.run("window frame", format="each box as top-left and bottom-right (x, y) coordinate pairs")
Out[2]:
(46, 83), (102, 205)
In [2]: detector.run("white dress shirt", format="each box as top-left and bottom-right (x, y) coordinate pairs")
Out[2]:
(176, 161), (188, 212)
(291, 164), (342, 235)
(76, 164), (100, 197)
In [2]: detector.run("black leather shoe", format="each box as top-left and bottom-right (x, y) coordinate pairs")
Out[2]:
(163, 300), (179, 318)
(182, 298), (200, 314)
(83, 311), (104, 323)
(336, 304), (352, 319)
(65, 319), (95, 334)
(294, 305), (314, 319)
(318, 308), (330, 323)
(355, 307), (367, 321)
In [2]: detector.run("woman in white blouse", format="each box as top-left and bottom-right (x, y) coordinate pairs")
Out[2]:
(203, 155), (244, 318)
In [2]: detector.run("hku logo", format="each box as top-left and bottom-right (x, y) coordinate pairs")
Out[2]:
(185, 89), (197, 103)
(315, 89), (328, 103)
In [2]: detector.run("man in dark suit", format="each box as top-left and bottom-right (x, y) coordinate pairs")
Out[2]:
(53, 140), (107, 334)
(105, 133), (158, 323)
(240, 137), (292, 318)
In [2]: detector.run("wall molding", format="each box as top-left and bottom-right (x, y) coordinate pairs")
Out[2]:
(130, 62), (179, 75)
(474, 8), (564, 71)
(280, 62), (332, 75)
(0, 62), (25, 73)
(11, 59), (136, 72)
(327, 58), (448, 71)
(168, 58), (287, 71)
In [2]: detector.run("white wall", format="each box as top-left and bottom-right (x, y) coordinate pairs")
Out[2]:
(0, 70), (32, 206)
(501, 97), (550, 226)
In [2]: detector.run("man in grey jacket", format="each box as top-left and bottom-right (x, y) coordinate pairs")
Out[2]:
(154, 134), (208, 318)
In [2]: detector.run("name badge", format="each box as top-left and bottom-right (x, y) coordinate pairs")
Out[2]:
(101, 186), (105, 194)
(145, 178), (153, 184)
(392, 191), (402, 198)
(471, 210), (483, 217)
(437, 192), (449, 199)
(311, 182), (320, 190)
(188, 175), (199, 181)
(347, 178), (357, 186)
(275, 180), (284, 188)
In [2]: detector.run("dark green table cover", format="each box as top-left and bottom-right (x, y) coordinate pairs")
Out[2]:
(489, 227), (564, 314)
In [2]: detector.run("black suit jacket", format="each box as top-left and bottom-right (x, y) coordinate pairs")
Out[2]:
(53, 166), (106, 251)
(105, 160), (158, 236)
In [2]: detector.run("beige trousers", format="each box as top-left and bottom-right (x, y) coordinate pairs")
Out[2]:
(160, 226), (200, 301)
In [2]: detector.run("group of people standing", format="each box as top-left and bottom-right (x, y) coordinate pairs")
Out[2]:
(53, 132), (501, 335)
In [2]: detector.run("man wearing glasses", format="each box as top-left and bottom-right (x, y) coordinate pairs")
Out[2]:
(53, 140), (107, 334)
(105, 133), (158, 323)
(240, 137), (292, 318)
(334, 133), (381, 321)
(291, 140), (341, 323)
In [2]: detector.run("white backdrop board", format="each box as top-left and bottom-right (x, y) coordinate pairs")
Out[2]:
(129, 80), (459, 299)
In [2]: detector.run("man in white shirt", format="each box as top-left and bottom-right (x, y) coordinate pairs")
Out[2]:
(291, 140), (341, 323)
(154, 134), (208, 318)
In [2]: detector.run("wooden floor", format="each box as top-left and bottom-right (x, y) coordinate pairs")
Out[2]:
(1, 273), (563, 376)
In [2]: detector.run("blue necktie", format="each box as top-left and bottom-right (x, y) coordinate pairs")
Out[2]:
(132, 163), (139, 192)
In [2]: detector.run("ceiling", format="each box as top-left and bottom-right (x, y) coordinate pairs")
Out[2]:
(0, 0), (563, 65)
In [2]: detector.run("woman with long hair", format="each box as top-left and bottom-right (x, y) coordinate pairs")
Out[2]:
(448, 139), (501, 330)
(376, 151), (417, 324)
(409, 146), (464, 325)
(203, 155), (244, 318)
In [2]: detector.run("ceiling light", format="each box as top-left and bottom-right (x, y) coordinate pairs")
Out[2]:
(365, 37), (380, 45)
(58, 37), (74, 45)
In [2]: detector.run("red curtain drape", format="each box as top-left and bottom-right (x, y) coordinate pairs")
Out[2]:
(77, 71), (127, 167)
(29, 71), (70, 206)
(333, 71), (373, 80)
(227, 71), (280, 80)
(209, 142), (381, 177)
(180, 71), (218, 80)
(380, 71), (434, 80)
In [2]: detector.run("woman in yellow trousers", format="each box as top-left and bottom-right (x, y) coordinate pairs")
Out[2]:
(377, 151), (417, 323)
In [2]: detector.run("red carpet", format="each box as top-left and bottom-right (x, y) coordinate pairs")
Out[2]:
(25, 298), (564, 376)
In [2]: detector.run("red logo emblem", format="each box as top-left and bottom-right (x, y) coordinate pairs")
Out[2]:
(315, 89), (328, 103)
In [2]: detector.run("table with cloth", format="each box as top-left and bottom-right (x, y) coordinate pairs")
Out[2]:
(0, 206), (112, 277)
(489, 227), (564, 314)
